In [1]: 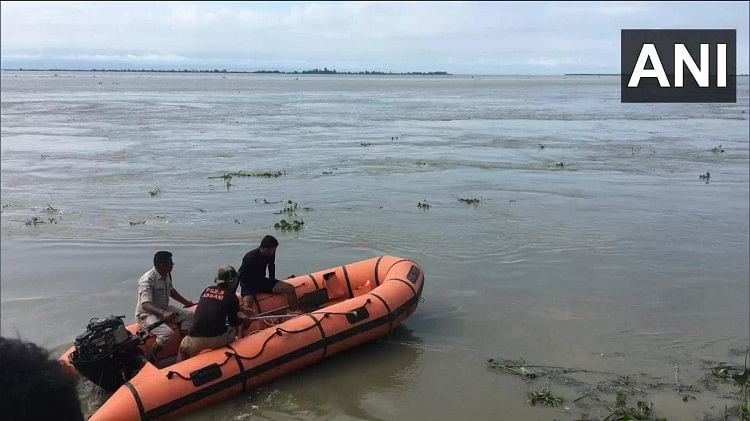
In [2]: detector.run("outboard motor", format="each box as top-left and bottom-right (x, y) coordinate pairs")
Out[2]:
(69, 315), (146, 392)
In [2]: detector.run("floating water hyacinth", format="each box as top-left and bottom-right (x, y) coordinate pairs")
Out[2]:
(209, 171), (286, 179)
(458, 197), (480, 205)
(527, 386), (563, 407)
(274, 219), (304, 232)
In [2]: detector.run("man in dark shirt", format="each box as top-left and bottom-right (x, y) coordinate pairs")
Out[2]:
(238, 235), (297, 310)
(177, 266), (242, 361)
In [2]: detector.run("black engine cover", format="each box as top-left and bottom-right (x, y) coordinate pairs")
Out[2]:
(70, 315), (145, 392)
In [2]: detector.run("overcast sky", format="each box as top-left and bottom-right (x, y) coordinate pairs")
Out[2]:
(1, 1), (748, 74)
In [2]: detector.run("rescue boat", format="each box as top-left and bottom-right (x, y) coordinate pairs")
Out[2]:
(59, 256), (425, 420)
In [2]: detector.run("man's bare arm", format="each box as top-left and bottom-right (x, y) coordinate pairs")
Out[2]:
(170, 288), (195, 307)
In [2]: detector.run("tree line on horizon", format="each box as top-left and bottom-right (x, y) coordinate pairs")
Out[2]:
(10, 67), (450, 75)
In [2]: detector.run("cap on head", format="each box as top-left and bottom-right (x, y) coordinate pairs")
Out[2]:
(215, 265), (238, 284)
(260, 235), (279, 249)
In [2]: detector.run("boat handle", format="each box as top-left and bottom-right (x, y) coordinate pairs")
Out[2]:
(167, 363), (223, 387)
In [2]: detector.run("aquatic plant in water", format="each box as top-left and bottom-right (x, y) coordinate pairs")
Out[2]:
(458, 197), (481, 205)
(282, 200), (298, 215)
(527, 386), (563, 407)
(487, 358), (540, 379)
(603, 393), (664, 421)
(271, 198), (305, 231)
(487, 356), (689, 419)
(13, 215), (57, 225)
(209, 171), (286, 179)
(712, 363), (749, 385)
(274, 219), (304, 232)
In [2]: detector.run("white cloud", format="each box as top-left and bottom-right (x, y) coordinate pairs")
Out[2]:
(1, 1), (747, 73)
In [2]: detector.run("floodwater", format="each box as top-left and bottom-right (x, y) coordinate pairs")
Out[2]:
(1, 72), (748, 420)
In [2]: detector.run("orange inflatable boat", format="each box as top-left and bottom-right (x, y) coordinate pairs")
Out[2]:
(59, 256), (425, 420)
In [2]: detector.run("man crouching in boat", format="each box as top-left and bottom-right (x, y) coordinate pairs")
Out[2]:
(177, 266), (243, 361)
(135, 251), (195, 357)
(238, 235), (297, 310)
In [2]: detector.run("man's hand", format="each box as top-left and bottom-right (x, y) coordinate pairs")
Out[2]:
(143, 302), (176, 322)
(162, 310), (176, 321)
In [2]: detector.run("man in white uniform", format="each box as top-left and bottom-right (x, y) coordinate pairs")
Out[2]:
(135, 250), (195, 356)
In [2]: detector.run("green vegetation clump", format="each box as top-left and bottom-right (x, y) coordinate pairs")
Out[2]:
(459, 197), (481, 205)
(247, 171), (285, 178)
(12, 215), (57, 225)
(528, 386), (563, 407)
(282, 200), (298, 215)
(273, 199), (308, 231)
(487, 358), (539, 379)
(209, 171), (286, 179)
(604, 393), (665, 421)
(711, 363), (749, 386)
(274, 219), (304, 232)
(487, 353), (748, 420)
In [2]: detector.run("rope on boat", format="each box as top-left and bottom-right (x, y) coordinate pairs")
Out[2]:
(165, 300), (373, 381)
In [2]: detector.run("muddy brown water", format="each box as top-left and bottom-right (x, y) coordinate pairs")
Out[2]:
(2, 72), (748, 420)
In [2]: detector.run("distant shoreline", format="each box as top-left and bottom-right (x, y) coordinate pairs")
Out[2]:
(564, 73), (750, 76)
(1, 68), (451, 76)
(4, 69), (747, 77)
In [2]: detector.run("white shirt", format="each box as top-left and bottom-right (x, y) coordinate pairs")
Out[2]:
(134, 267), (172, 319)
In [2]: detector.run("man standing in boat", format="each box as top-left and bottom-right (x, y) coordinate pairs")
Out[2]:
(177, 265), (242, 361)
(135, 251), (195, 357)
(238, 235), (297, 310)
